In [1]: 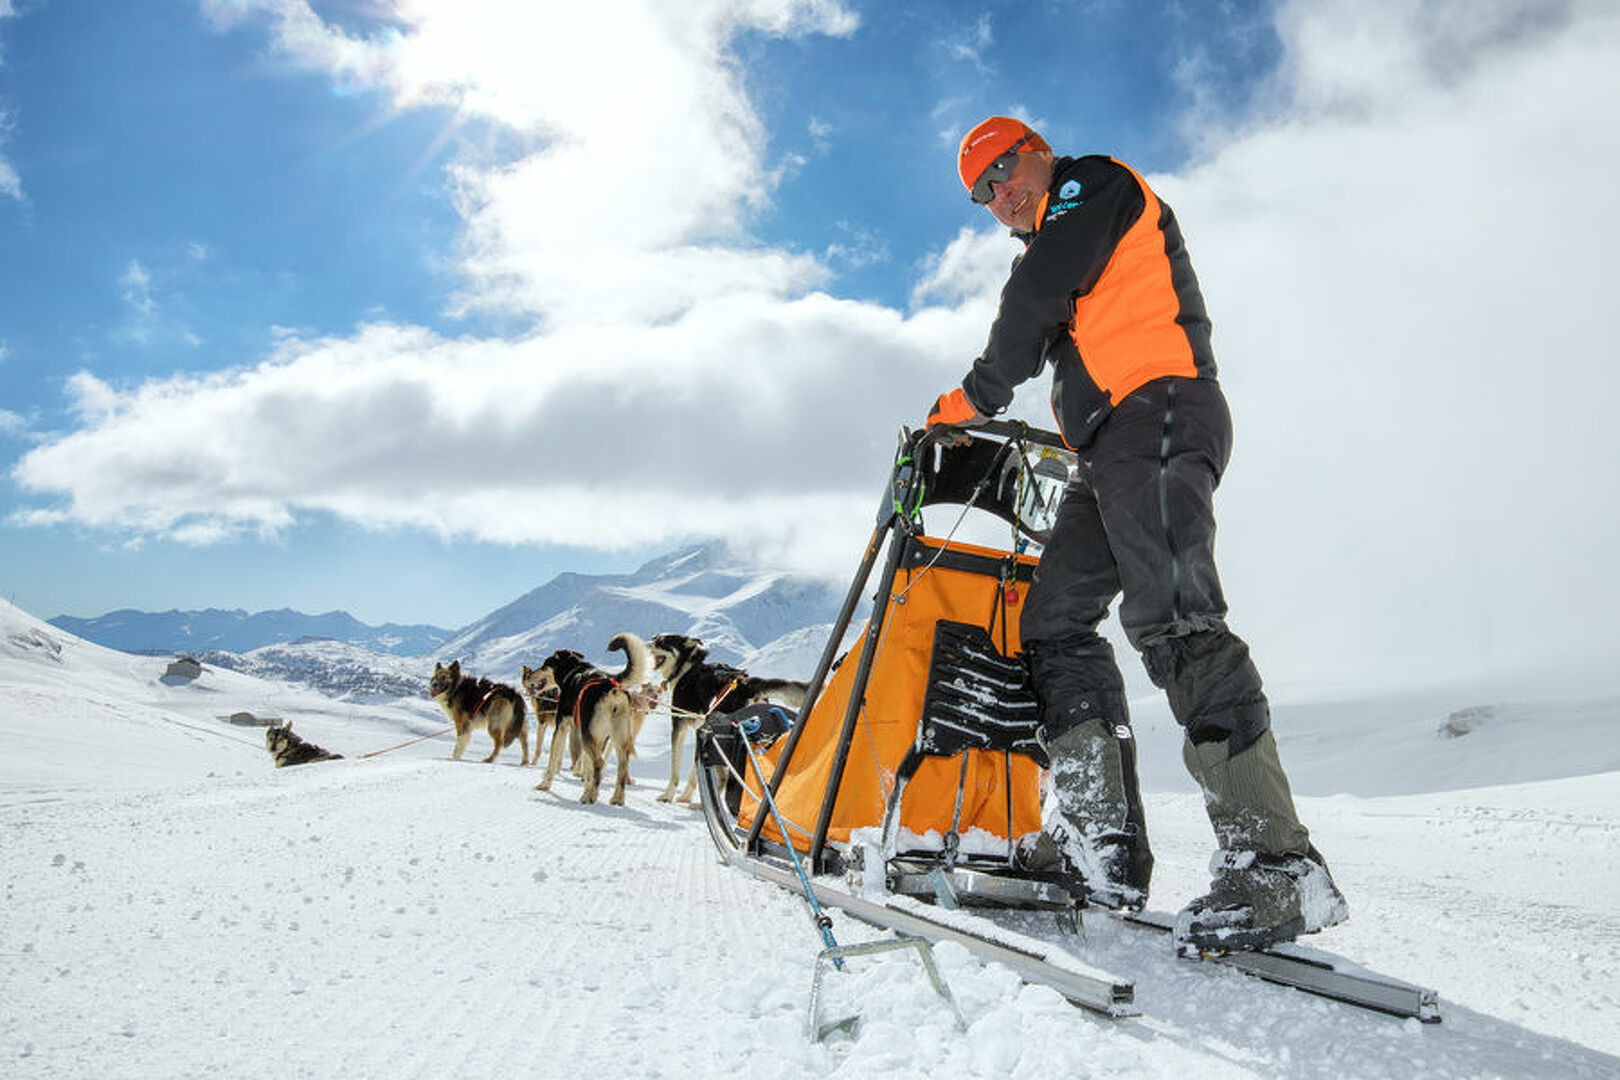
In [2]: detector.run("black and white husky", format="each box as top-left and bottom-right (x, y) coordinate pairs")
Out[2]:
(646, 633), (807, 804)
(525, 633), (652, 806)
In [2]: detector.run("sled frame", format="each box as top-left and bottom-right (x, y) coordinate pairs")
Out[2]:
(739, 420), (1072, 873)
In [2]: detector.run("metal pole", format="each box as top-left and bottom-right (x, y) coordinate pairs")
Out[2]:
(741, 518), (887, 854)
(737, 721), (842, 963)
(743, 433), (919, 855)
(805, 528), (912, 870)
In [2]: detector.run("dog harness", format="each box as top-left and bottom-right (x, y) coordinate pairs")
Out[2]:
(471, 686), (505, 720)
(707, 675), (746, 716)
(571, 676), (618, 727)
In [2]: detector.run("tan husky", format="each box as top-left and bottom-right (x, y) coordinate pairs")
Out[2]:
(526, 633), (651, 805)
(522, 659), (572, 774)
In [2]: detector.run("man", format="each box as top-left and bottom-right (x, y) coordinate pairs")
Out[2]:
(926, 116), (1347, 952)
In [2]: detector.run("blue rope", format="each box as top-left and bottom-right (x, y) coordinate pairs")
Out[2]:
(737, 721), (843, 968)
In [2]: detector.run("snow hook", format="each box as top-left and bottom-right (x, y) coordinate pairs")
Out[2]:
(807, 936), (968, 1042)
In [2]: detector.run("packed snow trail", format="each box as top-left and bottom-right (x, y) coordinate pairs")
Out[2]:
(4, 600), (1620, 1078)
(6, 748), (1618, 1079)
(0, 756), (1236, 1078)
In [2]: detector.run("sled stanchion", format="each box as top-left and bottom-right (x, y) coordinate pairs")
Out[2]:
(745, 519), (885, 856)
(805, 529), (912, 871)
(744, 440), (919, 859)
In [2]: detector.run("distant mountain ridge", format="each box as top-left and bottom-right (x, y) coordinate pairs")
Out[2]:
(48, 607), (451, 657)
(440, 541), (845, 676)
(46, 541), (848, 687)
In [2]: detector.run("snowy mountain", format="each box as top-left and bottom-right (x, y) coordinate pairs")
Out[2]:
(438, 540), (846, 677)
(45, 542), (847, 694)
(195, 639), (432, 702)
(48, 606), (451, 657)
(3, 594), (1618, 1078)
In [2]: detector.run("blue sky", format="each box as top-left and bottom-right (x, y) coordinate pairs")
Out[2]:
(3, 1), (1618, 694)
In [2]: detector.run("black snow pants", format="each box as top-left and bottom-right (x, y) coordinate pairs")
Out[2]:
(1021, 376), (1271, 756)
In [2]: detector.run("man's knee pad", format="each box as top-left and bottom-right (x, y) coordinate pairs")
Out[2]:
(1026, 634), (1128, 744)
(1141, 629), (1269, 754)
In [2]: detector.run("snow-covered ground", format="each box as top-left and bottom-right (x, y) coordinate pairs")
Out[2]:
(3, 597), (1617, 1079)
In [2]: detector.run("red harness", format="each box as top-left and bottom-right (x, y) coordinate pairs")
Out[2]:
(707, 675), (745, 717)
(571, 676), (618, 726)
(471, 686), (503, 720)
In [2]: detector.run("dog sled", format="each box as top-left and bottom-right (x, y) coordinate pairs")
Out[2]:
(694, 421), (1444, 1025)
(696, 419), (1076, 909)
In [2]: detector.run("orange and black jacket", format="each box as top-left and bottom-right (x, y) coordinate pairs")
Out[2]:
(961, 155), (1216, 449)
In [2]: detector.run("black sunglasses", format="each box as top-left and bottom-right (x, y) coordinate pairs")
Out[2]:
(970, 132), (1035, 204)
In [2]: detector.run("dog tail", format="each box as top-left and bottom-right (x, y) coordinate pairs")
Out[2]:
(606, 632), (652, 690)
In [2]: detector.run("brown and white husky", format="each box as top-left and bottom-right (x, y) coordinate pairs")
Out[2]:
(429, 660), (529, 764)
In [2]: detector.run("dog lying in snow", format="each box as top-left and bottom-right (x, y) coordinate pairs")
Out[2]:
(265, 722), (343, 767)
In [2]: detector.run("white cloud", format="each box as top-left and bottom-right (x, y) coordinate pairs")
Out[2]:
(113, 259), (159, 344)
(15, 0), (1620, 690)
(201, 0), (858, 329)
(1155, 0), (1620, 688)
(0, 3), (19, 202)
(13, 303), (957, 574)
(910, 226), (1020, 311)
(807, 116), (833, 154)
(942, 12), (993, 68)
(0, 339), (31, 439)
(823, 221), (891, 271)
(119, 260), (154, 314)
(0, 104), (19, 203)
(62, 371), (123, 423)
(111, 255), (207, 348)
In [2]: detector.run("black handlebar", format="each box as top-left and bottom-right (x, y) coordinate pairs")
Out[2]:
(915, 418), (1070, 453)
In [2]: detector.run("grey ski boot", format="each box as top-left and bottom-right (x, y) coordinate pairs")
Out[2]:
(1174, 730), (1348, 952)
(1017, 717), (1152, 910)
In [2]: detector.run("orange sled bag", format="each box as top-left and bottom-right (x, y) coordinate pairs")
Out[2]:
(736, 535), (1044, 859)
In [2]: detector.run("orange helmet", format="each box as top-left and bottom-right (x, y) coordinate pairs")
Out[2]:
(958, 116), (1050, 200)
